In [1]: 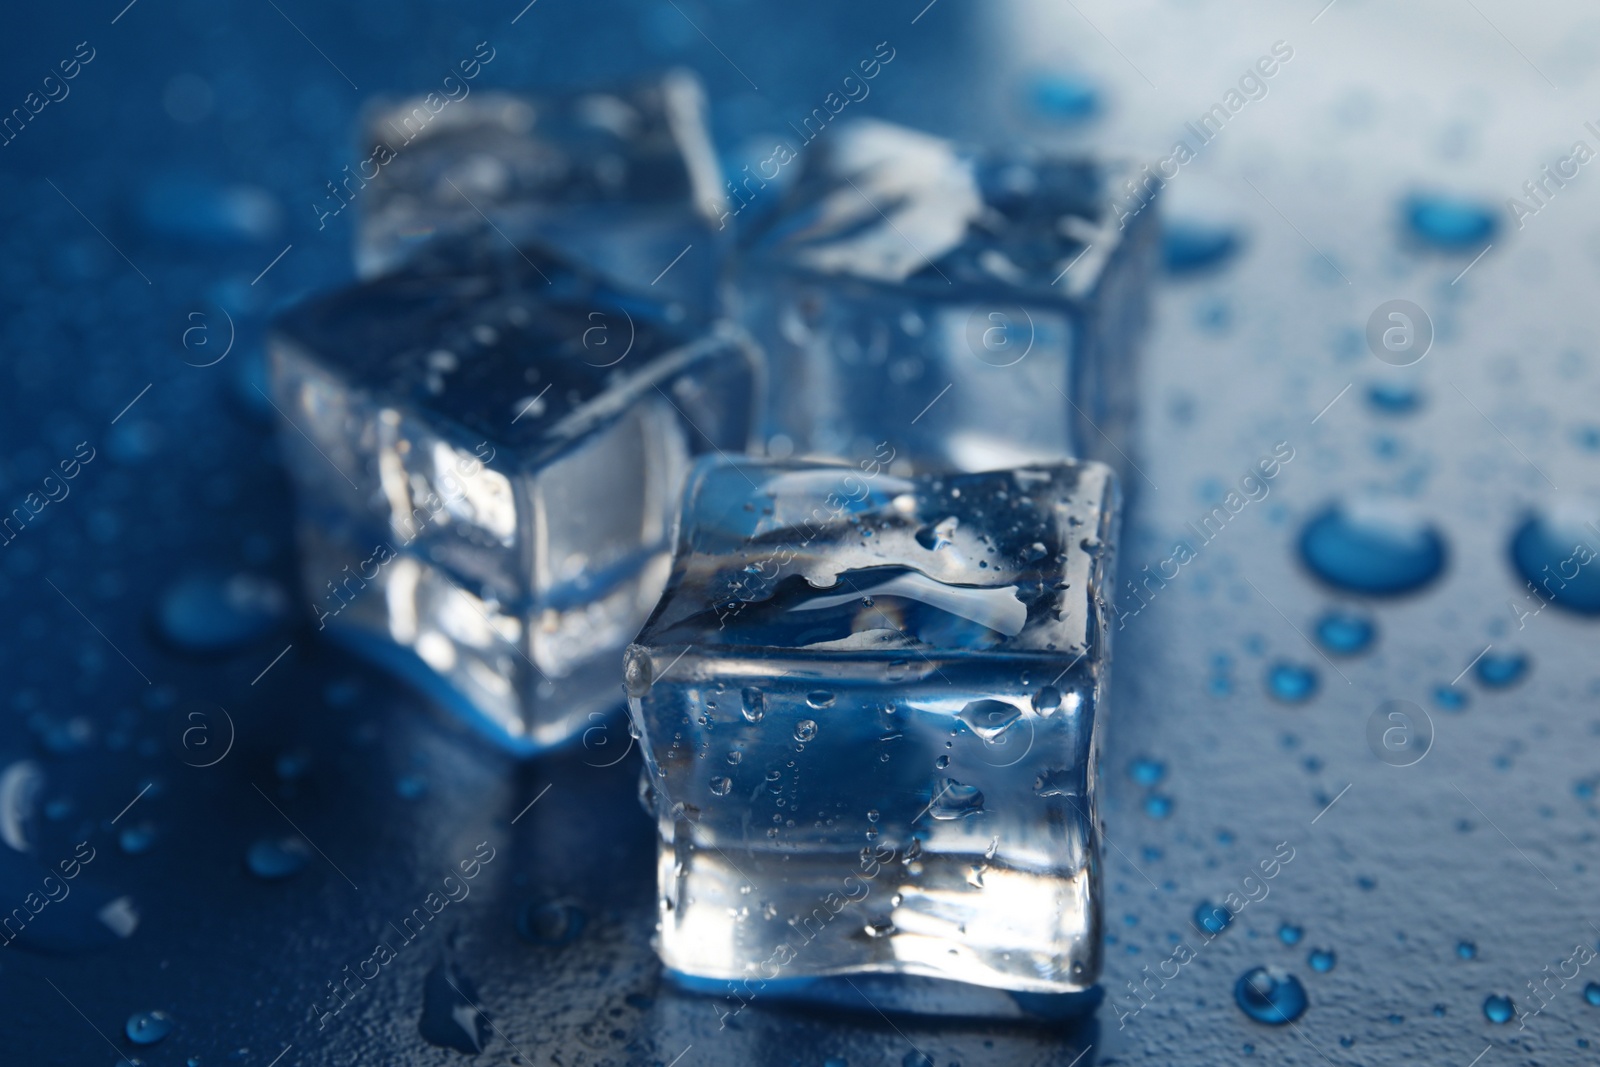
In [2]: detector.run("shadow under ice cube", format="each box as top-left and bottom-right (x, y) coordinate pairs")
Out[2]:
(626, 456), (1120, 1002)
(734, 118), (1155, 476)
(269, 240), (760, 754)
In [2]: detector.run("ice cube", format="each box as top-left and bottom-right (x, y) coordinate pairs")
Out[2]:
(269, 238), (761, 754)
(625, 456), (1119, 1001)
(354, 70), (727, 319)
(733, 119), (1155, 476)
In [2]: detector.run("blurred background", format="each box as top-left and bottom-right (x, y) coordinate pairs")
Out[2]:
(3, 0), (1600, 1063)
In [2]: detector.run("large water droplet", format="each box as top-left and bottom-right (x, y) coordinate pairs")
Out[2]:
(1483, 993), (1515, 1024)
(245, 837), (310, 880)
(1234, 966), (1308, 1024)
(928, 778), (985, 820)
(1509, 504), (1600, 615)
(1031, 686), (1062, 714)
(1194, 901), (1232, 935)
(516, 899), (586, 947)
(1314, 609), (1375, 656)
(419, 963), (490, 1053)
(1583, 982), (1600, 1007)
(1267, 662), (1318, 703)
(1402, 192), (1496, 251)
(1299, 500), (1446, 595)
(156, 573), (288, 654)
(125, 1010), (173, 1045)
(958, 699), (1022, 741)
(1475, 650), (1529, 689)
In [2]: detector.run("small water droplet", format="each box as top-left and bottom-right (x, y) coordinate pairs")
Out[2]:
(1456, 940), (1477, 960)
(1474, 650), (1529, 689)
(1234, 966), (1308, 1024)
(125, 1010), (173, 1045)
(245, 837), (309, 880)
(1144, 794), (1174, 820)
(1308, 948), (1336, 973)
(1031, 686), (1062, 714)
(1129, 756), (1166, 787)
(805, 691), (834, 710)
(863, 918), (895, 939)
(741, 687), (765, 723)
(709, 777), (732, 796)
(1366, 381), (1423, 416)
(1161, 219), (1242, 274)
(1483, 993), (1515, 1024)
(1278, 923), (1304, 946)
(794, 720), (818, 743)
(1584, 982), (1600, 1007)
(1298, 500), (1447, 596)
(1314, 609), (1376, 656)
(1195, 901), (1232, 935)
(1403, 192), (1496, 250)
(1267, 662), (1318, 703)
(156, 572), (288, 654)
(119, 823), (157, 855)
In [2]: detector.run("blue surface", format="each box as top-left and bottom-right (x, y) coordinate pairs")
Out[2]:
(5, 1), (1600, 1065)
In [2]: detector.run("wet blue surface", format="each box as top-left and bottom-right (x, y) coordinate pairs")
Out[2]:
(4, 0), (1600, 1065)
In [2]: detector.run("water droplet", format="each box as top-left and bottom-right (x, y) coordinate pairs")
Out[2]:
(1267, 662), (1318, 703)
(928, 778), (985, 820)
(119, 823), (157, 855)
(958, 699), (1021, 741)
(1144, 794), (1174, 820)
(623, 648), (653, 696)
(1403, 192), (1496, 251)
(1509, 505), (1600, 614)
(1028, 73), (1100, 123)
(741, 687), (765, 723)
(1475, 650), (1529, 689)
(1161, 220), (1242, 274)
(709, 776), (732, 796)
(726, 750), (742, 766)
(125, 1011), (173, 1045)
(1195, 901), (1232, 935)
(1456, 940), (1477, 960)
(1366, 381), (1423, 416)
(1584, 982), (1600, 1006)
(1031, 686), (1062, 714)
(516, 899), (586, 947)
(156, 573), (288, 654)
(1483, 993), (1515, 1024)
(1128, 756), (1166, 787)
(1434, 685), (1469, 712)
(245, 837), (309, 880)
(419, 963), (490, 1053)
(1308, 948), (1336, 973)
(1234, 966), (1308, 1025)
(1299, 500), (1447, 596)
(395, 774), (427, 800)
(805, 691), (834, 710)
(915, 517), (958, 551)
(1278, 922), (1304, 945)
(794, 720), (818, 742)
(902, 1051), (934, 1067)
(863, 918), (895, 939)
(1314, 610), (1376, 656)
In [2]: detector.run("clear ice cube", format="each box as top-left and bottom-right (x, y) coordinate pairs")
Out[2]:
(355, 70), (727, 319)
(733, 119), (1155, 476)
(625, 456), (1119, 1000)
(269, 239), (761, 754)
